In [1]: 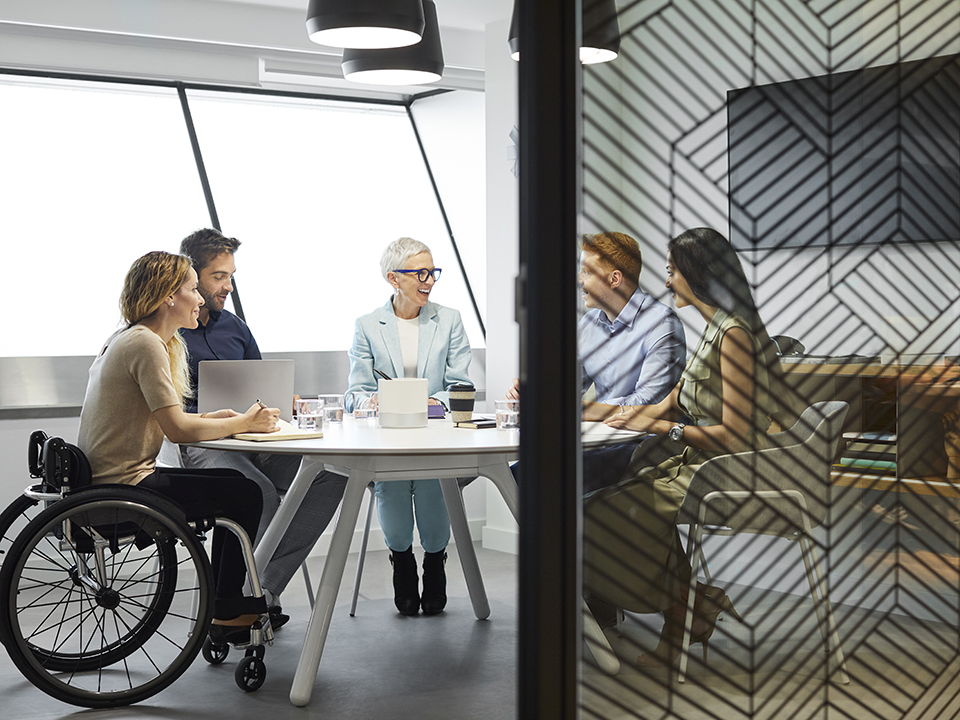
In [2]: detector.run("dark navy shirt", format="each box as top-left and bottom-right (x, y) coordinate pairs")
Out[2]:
(180, 309), (260, 413)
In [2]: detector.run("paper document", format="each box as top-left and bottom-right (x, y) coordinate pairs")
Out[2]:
(581, 421), (645, 446)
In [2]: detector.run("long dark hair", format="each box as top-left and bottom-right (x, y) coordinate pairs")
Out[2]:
(669, 228), (797, 425)
(668, 227), (762, 332)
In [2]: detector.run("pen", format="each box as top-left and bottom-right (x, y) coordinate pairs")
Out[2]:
(256, 398), (266, 409)
(374, 369), (392, 381)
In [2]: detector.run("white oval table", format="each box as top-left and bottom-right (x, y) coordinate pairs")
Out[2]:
(189, 416), (520, 707)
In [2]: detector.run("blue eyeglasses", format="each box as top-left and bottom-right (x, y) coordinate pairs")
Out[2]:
(393, 268), (442, 282)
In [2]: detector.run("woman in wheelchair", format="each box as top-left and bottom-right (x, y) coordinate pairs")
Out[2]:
(78, 250), (280, 643)
(582, 228), (789, 668)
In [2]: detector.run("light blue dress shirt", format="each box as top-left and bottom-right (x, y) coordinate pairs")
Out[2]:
(579, 288), (686, 406)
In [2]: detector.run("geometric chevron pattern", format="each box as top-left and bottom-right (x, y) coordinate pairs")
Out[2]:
(579, 1), (960, 717)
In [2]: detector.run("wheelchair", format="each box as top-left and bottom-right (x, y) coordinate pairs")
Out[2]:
(0, 431), (273, 708)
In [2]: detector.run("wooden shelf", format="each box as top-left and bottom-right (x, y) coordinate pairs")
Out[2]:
(831, 470), (960, 498)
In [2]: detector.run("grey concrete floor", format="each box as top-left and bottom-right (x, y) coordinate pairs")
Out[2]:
(1, 544), (519, 720)
(4, 543), (959, 720)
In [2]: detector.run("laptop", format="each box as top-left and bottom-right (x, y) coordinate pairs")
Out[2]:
(197, 359), (295, 422)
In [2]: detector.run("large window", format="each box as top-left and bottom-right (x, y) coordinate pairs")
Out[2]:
(0, 77), (209, 356)
(186, 90), (485, 352)
(0, 75), (486, 358)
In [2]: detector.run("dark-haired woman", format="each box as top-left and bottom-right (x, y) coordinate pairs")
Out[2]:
(78, 251), (281, 642)
(583, 227), (786, 667)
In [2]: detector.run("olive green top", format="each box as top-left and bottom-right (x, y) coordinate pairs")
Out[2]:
(678, 309), (779, 445)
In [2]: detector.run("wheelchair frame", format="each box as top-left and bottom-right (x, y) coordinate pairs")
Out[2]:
(0, 431), (273, 708)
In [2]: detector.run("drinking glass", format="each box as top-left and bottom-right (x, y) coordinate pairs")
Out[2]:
(318, 394), (344, 424)
(495, 399), (520, 429)
(295, 398), (323, 431)
(349, 391), (378, 421)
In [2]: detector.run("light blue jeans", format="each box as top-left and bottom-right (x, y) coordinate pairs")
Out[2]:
(375, 479), (450, 553)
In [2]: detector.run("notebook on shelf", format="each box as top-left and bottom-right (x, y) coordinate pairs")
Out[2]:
(197, 359), (295, 422)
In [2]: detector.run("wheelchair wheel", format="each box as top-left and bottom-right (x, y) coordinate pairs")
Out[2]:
(0, 494), (42, 570)
(0, 486), (214, 708)
(235, 653), (266, 692)
(202, 637), (229, 665)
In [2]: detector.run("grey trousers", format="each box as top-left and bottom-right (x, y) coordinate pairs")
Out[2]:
(180, 445), (347, 597)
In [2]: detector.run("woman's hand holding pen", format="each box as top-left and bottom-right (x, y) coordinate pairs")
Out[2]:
(242, 400), (281, 433)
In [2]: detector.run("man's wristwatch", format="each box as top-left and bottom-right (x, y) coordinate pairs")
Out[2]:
(668, 423), (686, 443)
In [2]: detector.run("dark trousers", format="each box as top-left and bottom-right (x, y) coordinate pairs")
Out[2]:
(139, 467), (264, 619)
(510, 444), (636, 492)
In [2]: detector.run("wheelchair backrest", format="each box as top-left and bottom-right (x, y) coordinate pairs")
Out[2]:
(32, 432), (93, 492)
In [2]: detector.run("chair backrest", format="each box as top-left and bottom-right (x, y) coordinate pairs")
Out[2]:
(33, 433), (93, 492)
(677, 401), (849, 535)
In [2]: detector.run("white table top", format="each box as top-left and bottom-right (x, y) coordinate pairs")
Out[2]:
(189, 415), (521, 457)
(189, 417), (638, 457)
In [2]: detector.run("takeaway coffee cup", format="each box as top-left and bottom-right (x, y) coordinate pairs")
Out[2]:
(448, 383), (476, 423)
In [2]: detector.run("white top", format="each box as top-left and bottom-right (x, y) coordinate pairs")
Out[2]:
(396, 316), (419, 379)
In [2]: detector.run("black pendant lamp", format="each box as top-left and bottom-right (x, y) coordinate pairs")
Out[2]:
(341, 0), (443, 85)
(306, 0), (425, 49)
(508, 0), (620, 64)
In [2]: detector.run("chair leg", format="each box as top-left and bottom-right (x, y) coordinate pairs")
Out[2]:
(349, 484), (376, 617)
(301, 561), (315, 609)
(439, 477), (490, 620)
(800, 534), (850, 684)
(678, 521), (707, 683)
(583, 598), (620, 674)
(700, 544), (714, 587)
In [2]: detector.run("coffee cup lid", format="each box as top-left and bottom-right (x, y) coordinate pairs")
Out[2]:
(449, 383), (475, 391)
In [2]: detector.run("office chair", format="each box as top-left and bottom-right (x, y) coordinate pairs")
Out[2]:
(675, 400), (850, 683)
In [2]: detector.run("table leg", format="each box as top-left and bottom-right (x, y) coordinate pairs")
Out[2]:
(290, 470), (370, 707)
(253, 456), (327, 572)
(440, 478), (490, 620)
(480, 459), (519, 522)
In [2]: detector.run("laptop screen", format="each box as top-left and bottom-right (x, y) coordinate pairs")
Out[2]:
(197, 359), (295, 422)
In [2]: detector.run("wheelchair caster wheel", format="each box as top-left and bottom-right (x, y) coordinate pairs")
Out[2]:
(245, 645), (265, 660)
(236, 656), (266, 692)
(202, 638), (229, 665)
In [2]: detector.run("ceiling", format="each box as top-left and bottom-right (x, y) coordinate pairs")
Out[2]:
(218, 0), (515, 32)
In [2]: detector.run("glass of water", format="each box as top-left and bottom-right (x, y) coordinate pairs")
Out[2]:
(495, 399), (520, 429)
(348, 391), (378, 421)
(295, 397), (323, 431)
(318, 394), (344, 424)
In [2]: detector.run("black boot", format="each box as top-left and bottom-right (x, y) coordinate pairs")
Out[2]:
(421, 550), (447, 615)
(390, 547), (420, 615)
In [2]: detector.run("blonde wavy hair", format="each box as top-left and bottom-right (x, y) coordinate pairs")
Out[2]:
(119, 251), (193, 403)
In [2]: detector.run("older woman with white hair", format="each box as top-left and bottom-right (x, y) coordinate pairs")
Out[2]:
(345, 237), (472, 616)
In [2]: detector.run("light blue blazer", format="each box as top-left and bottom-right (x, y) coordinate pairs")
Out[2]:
(345, 298), (472, 411)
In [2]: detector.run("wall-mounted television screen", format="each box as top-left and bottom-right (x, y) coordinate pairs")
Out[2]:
(728, 54), (959, 250)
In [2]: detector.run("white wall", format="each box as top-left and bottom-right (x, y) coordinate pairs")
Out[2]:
(481, 18), (519, 554)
